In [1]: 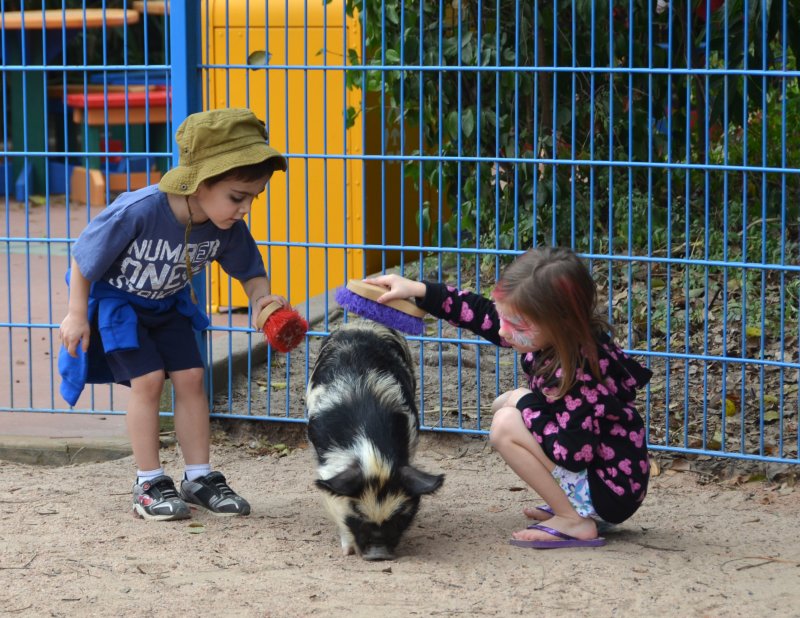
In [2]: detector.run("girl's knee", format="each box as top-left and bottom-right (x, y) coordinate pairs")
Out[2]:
(507, 387), (533, 408)
(491, 388), (531, 415)
(492, 393), (508, 414)
(489, 407), (521, 449)
(490, 392), (511, 414)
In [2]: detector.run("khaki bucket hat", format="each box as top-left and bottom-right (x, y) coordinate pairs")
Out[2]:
(159, 108), (287, 195)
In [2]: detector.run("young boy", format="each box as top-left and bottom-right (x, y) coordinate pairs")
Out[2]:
(59, 108), (288, 521)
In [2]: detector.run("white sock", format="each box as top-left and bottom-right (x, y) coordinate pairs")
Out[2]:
(136, 468), (165, 485)
(184, 464), (211, 482)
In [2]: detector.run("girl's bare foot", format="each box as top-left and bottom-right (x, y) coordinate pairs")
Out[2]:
(511, 514), (598, 542)
(522, 505), (554, 522)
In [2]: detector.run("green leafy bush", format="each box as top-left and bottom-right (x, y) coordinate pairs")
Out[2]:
(341, 0), (799, 262)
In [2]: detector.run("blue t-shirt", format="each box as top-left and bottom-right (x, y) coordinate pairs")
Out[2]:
(72, 184), (266, 298)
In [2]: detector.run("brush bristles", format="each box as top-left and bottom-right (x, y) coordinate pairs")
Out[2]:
(262, 307), (308, 352)
(335, 287), (425, 336)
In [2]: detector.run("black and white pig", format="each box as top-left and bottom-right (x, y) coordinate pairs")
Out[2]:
(306, 321), (445, 561)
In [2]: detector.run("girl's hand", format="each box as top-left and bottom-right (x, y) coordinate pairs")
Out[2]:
(60, 313), (91, 358)
(252, 294), (290, 329)
(366, 274), (426, 304)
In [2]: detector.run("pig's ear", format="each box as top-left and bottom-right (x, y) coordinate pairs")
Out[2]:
(315, 463), (364, 497)
(399, 466), (445, 496)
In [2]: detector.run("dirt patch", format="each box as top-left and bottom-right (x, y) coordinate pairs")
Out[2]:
(2, 424), (799, 617)
(4, 272), (798, 615)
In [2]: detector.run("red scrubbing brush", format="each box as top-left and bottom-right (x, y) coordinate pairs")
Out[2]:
(256, 301), (309, 353)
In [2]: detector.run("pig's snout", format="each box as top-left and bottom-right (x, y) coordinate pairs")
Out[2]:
(361, 545), (395, 561)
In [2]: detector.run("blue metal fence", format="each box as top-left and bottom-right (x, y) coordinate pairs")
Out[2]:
(1, 0), (798, 466)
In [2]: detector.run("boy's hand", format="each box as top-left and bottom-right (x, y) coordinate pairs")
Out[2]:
(366, 274), (426, 304)
(60, 313), (91, 358)
(252, 294), (290, 329)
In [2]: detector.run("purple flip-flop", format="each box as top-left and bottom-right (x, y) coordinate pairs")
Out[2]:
(509, 523), (607, 549)
(527, 505), (615, 534)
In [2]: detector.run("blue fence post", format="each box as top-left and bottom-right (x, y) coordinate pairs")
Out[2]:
(167, 3), (206, 367)
(169, 4), (202, 124)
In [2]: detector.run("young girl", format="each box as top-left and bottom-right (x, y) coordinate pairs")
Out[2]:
(59, 108), (289, 521)
(370, 247), (652, 548)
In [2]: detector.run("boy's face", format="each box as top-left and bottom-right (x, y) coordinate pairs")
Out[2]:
(193, 172), (273, 229)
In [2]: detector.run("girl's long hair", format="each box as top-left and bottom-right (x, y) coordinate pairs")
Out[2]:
(492, 247), (611, 398)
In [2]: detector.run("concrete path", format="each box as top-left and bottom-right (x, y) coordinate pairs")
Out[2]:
(0, 410), (131, 465)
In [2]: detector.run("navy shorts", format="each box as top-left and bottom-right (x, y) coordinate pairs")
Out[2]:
(105, 308), (203, 383)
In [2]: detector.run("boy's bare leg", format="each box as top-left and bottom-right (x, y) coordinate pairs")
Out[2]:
(126, 370), (166, 471)
(170, 367), (210, 466)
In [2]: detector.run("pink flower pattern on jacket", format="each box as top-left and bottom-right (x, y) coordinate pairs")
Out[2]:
(417, 280), (653, 524)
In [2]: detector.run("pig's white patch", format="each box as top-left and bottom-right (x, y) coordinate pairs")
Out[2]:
(318, 437), (407, 525)
(317, 434), (392, 483)
(360, 487), (408, 525)
(307, 368), (416, 448)
(321, 493), (357, 555)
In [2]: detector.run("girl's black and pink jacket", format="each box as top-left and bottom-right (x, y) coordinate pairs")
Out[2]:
(417, 281), (652, 524)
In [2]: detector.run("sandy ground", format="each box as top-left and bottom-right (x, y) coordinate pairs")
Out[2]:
(1, 424), (799, 618)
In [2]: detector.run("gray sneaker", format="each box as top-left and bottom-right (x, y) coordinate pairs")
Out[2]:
(132, 475), (191, 521)
(179, 471), (251, 516)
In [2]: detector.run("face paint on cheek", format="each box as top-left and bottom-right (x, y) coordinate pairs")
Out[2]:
(498, 313), (538, 348)
(507, 329), (533, 347)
